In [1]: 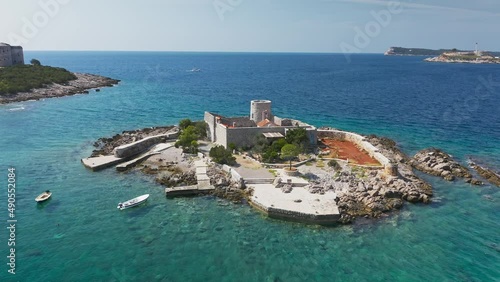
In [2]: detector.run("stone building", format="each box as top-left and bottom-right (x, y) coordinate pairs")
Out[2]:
(0, 43), (24, 67)
(205, 100), (317, 149)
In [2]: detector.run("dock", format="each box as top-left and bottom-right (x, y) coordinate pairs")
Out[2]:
(81, 155), (124, 171)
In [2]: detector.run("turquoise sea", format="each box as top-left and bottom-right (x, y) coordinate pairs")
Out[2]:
(0, 52), (499, 281)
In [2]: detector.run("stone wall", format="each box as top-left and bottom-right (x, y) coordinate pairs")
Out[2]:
(113, 133), (176, 158)
(10, 46), (24, 65)
(0, 45), (12, 67)
(250, 200), (340, 224)
(204, 112), (217, 142)
(0, 44), (23, 67)
(318, 129), (395, 175)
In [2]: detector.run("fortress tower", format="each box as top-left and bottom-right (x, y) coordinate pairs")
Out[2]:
(250, 100), (272, 124)
(0, 43), (24, 67)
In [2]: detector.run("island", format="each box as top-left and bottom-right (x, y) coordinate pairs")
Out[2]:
(0, 43), (120, 104)
(81, 100), (498, 225)
(385, 46), (500, 64)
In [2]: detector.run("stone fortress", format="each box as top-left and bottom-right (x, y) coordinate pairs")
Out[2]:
(0, 43), (24, 67)
(204, 100), (318, 149)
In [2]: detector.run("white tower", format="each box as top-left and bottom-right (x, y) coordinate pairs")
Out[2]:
(250, 100), (272, 124)
(475, 42), (479, 55)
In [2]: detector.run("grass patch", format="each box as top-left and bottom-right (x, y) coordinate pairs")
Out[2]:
(268, 169), (278, 177)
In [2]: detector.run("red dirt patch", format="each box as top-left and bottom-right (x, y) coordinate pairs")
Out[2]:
(320, 138), (380, 166)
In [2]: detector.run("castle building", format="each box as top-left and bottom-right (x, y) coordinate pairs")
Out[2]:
(0, 43), (24, 67)
(204, 100), (317, 149)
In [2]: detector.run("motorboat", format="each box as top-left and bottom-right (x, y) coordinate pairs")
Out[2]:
(117, 194), (149, 210)
(35, 190), (52, 202)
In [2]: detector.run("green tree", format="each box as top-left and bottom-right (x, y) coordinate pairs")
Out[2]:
(175, 125), (200, 153)
(30, 59), (41, 66)
(285, 128), (309, 152)
(209, 145), (236, 165)
(179, 119), (193, 130)
(281, 144), (300, 170)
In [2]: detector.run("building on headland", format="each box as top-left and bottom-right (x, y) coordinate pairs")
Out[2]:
(205, 100), (317, 149)
(0, 43), (24, 67)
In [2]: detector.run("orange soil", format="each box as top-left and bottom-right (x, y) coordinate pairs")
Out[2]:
(320, 138), (380, 166)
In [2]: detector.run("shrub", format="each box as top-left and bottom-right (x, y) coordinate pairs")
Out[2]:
(328, 160), (341, 170)
(209, 145), (236, 165)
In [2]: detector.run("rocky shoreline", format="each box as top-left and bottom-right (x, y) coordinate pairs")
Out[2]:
(0, 73), (120, 104)
(425, 56), (500, 64)
(88, 125), (498, 225)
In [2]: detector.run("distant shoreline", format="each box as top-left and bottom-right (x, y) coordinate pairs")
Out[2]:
(0, 72), (120, 104)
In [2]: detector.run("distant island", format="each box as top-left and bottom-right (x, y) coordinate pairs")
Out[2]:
(0, 42), (119, 104)
(0, 63), (120, 104)
(385, 46), (500, 64)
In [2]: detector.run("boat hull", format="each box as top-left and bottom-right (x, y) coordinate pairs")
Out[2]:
(35, 192), (52, 202)
(117, 194), (149, 210)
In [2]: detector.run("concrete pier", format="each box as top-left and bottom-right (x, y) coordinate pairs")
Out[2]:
(116, 152), (160, 172)
(165, 185), (215, 198)
(248, 170), (340, 224)
(81, 155), (124, 171)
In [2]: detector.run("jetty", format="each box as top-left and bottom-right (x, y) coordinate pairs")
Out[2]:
(249, 170), (340, 224)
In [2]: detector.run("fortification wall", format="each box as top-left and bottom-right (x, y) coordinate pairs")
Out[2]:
(226, 126), (287, 148)
(204, 112), (217, 142)
(113, 133), (177, 158)
(318, 129), (393, 171)
(10, 47), (24, 65)
(0, 45), (12, 67)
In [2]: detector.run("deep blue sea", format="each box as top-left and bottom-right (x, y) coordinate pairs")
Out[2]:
(0, 52), (499, 282)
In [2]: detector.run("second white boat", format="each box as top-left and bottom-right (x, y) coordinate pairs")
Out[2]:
(117, 194), (149, 210)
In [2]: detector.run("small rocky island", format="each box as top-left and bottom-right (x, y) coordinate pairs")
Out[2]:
(82, 100), (498, 225)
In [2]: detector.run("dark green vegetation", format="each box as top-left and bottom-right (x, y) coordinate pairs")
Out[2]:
(252, 128), (309, 163)
(209, 145), (236, 165)
(175, 119), (207, 153)
(328, 159), (341, 170)
(0, 64), (77, 95)
(281, 144), (300, 170)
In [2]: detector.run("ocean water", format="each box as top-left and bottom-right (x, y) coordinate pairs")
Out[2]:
(0, 52), (499, 282)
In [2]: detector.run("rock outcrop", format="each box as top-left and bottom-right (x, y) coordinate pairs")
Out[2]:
(469, 161), (500, 187)
(206, 166), (248, 203)
(410, 148), (483, 185)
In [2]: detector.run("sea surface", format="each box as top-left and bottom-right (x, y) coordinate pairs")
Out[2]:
(0, 52), (499, 282)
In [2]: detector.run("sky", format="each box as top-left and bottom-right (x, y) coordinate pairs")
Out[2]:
(0, 0), (499, 53)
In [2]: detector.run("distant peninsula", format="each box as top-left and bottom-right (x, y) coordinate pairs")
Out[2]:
(0, 63), (120, 104)
(385, 47), (500, 64)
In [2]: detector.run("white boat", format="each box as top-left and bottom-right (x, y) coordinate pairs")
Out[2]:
(117, 194), (149, 210)
(35, 190), (52, 202)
